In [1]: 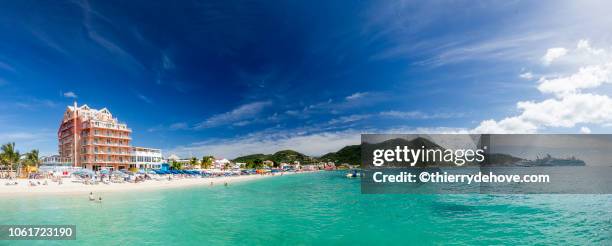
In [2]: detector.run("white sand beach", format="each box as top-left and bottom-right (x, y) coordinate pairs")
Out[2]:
(0, 172), (305, 197)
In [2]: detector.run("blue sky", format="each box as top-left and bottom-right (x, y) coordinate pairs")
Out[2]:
(1, 0), (612, 158)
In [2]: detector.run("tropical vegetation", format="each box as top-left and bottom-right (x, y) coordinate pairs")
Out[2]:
(0, 142), (42, 176)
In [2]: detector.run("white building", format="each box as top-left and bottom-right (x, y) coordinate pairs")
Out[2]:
(166, 154), (191, 165)
(214, 158), (231, 169)
(131, 147), (163, 169)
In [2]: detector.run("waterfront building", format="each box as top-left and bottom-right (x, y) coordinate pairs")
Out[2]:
(40, 155), (66, 164)
(131, 147), (163, 170)
(213, 158), (231, 169)
(58, 102), (132, 170)
(263, 160), (274, 167)
(166, 154), (191, 165)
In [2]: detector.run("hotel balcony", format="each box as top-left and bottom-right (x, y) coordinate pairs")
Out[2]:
(82, 142), (131, 148)
(91, 133), (131, 140)
(82, 120), (132, 132)
(86, 160), (133, 164)
(85, 151), (133, 156)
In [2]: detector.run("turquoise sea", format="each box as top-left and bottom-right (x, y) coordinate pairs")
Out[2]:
(1, 171), (610, 245)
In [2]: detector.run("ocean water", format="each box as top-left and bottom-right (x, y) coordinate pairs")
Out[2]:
(1, 171), (610, 245)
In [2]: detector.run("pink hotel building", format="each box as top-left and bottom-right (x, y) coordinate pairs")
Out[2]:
(58, 102), (160, 171)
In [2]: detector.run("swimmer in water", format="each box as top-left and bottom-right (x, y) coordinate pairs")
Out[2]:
(224, 182), (228, 187)
(89, 192), (95, 201)
(98, 196), (102, 203)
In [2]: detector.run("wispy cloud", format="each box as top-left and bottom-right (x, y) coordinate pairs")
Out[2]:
(169, 122), (188, 130)
(147, 122), (188, 132)
(328, 114), (372, 125)
(63, 91), (78, 99)
(137, 93), (153, 104)
(0, 61), (16, 73)
(345, 92), (368, 100)
(519, 72), (534, 80)
(380, 110), (463, 120)
(11, 97), (58, 110)
(195, 101), (272, 129)
(76, 0), (144, 73)
(166, 126), (468, 159)
(0, 129), (57, 155)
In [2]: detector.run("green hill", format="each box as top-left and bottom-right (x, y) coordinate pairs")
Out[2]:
(232, 136), (527, 168)
(233, 150), (313, 166)
(319, 145), (361, 165)
(269, 150), (312, 163)
(233, 154), (269, 163)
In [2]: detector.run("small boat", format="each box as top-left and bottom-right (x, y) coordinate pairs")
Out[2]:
(345, 170), (362, 178)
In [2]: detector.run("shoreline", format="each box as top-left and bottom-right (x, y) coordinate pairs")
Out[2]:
(0, 171), (313, 197)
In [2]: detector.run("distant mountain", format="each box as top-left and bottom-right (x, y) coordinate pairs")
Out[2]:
(269, 150), (312, 163)
(232, 137), (534, 167)
(233, 154), (269, 163)
(319, 145), (361, 165)
(233, 150), (313, 165)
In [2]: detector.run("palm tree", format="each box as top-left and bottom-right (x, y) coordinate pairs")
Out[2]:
(1, 142), (20, 177)
(201, 156), (214, 169)
(171, 160), (183, 170)
(23, 149), (40, 174)
(189, 157), (199, 169)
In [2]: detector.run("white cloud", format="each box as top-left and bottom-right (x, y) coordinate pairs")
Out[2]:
(166, 126), (468, 159)
(541, 47), (568, 65)
(580, 126), (591, 134)
(328, 114), (372, 124)
(63, 91), (78, 99)
(577, 39), (604, 55)
(474, 93), (612, 133)
(537, 63), (612, 97)
(473, 117), (538, 134)
(137, 93), (153, 104)
(0, 130), (57, 155)
(168, 129), (362, 159)
(195, 101), (271, 129)
(380, 110), (462, 120)
(474, 40), (612, 133)
(169, 122), (188, 130)
(162, 52), (175, 70)
(519, 72), (534, 80)
(285, 110), (300, 116)
(346, 92), (368, 100)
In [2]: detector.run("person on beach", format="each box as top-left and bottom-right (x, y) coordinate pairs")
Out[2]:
(89, 192), (95, 201)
